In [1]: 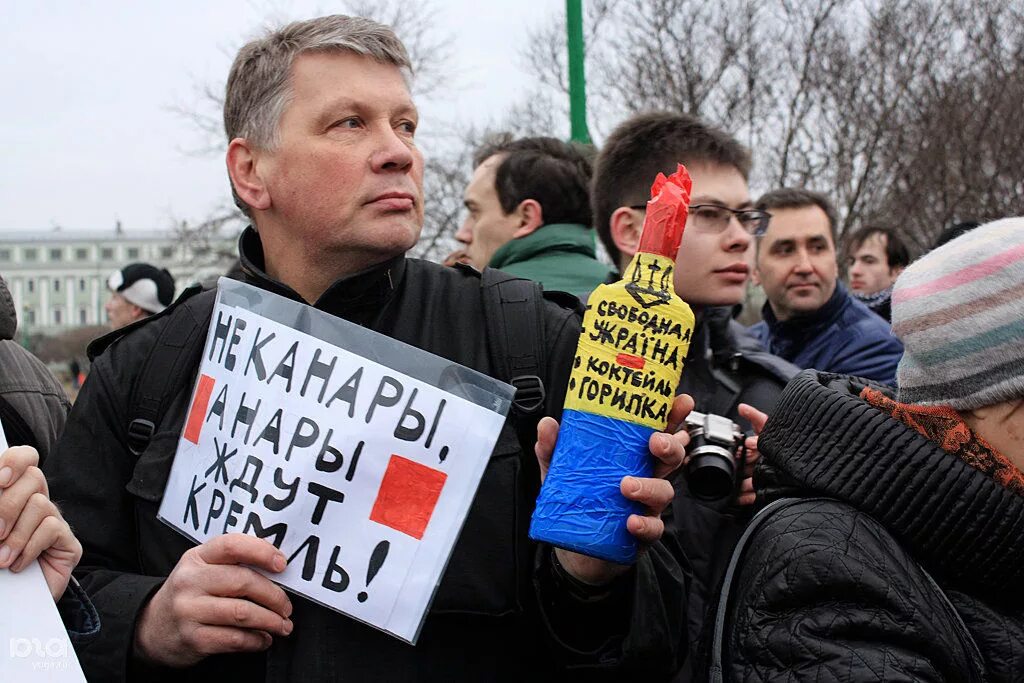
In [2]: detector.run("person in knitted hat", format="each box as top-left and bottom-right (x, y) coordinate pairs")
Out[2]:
(104, 262), (176, 329)
(695, 217), (1024, 681)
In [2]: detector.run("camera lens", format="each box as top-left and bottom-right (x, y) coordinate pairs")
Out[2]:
(686, 445), (738, 501)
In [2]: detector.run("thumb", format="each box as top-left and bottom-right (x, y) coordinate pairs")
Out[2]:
(534, 417), (560, 483)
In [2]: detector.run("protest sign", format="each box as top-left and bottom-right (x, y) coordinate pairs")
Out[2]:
(158, 279), (514, 643)
(0, 423), (87, 682)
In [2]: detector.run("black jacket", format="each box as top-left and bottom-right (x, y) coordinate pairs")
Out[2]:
(704, 371), (1024, 681)
(44, 229), (689, 682)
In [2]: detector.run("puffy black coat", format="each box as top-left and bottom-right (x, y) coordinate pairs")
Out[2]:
(43, 229), (690, 682)
(704, 371), (1024, 682)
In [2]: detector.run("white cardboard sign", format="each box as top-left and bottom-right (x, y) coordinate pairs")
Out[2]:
(158, 280), (512, 643)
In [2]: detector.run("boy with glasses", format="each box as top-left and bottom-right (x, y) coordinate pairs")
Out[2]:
(592, 112), (797, 681)
(594, 112), (794, 428)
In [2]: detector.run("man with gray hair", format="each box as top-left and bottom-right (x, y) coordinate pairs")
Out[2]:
(44, 15), (690, 681)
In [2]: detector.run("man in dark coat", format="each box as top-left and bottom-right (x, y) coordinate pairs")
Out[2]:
(590, 112), (798, 681)
(703, 217), (1024, 681)
(42, 15), (691, 683)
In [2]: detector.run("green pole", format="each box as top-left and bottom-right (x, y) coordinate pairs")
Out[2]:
(566, 0), (590, 144)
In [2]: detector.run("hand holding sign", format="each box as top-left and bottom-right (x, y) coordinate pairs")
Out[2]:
(134, 534), (293, 667)
(0, 445), (82, 600)
(534, 393), (692, 586)
(158, 280), (513, 646)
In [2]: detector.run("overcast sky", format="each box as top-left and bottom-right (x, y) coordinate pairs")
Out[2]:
(1, 0), (564, 233)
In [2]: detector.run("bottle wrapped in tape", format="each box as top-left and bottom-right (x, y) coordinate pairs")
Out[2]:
(529, 165), (695, 564)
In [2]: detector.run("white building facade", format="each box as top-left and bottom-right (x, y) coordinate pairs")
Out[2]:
(0, 227), (236, 336)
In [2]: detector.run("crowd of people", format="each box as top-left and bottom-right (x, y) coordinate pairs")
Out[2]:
(1, 13), (1021, 682)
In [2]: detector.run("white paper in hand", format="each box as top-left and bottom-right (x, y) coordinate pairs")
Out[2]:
(0, 422), (87, 682)
(158, 279), (515, 644)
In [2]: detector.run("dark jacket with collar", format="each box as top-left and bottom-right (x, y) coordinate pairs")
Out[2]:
(668, 306), (798, 682)
(488, 223), (613, 299)
(748, 284), (903, 385)
(0, 277), (70, 463)
(702, 370), (1024, 681)
(43, 228), (689, 683)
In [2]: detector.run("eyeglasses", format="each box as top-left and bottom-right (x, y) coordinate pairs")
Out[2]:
(629, 203), (772, 236)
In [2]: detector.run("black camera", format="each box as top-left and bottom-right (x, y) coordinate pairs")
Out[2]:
(683, 411), (746, 502)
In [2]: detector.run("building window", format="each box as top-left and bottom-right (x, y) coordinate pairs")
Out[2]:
(53, 308), (62, 325)
(25, 308), (35, 325)
(101, 247), (114, 260)
(24, 248), (37, 262)
(75, 247), (89, 261)
(79, 308), (88, 324)
(0, 249), (10, 261)
(126, 247), (140, 259)
(160, 246), (175, 259)
(50, 248), (63, 261)
(54, 278), (61, 292)
(79, 278), (86, 291)
(27, 279), (34, 293)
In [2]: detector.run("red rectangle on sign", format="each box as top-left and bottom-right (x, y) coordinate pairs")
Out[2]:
(616, 353), (645, 370)
(183, 374), (216, 444)
(369, 455), (447, 540)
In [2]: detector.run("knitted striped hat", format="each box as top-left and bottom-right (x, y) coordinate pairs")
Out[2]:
(892, 217), (1024, 410)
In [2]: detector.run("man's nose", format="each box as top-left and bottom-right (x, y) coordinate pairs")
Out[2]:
(793, 250), (814, 273)
(455, 219), (472, 245)
(370, 127), (415, 173)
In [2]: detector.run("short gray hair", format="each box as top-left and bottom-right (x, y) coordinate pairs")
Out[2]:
(224, 15), (412, 214)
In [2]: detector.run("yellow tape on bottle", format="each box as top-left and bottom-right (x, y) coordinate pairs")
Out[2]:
(564, 253), (695, 430)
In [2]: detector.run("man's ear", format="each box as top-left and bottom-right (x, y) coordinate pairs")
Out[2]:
(891, 265), (905, 279)
(512, 199), (544, 238)
(226, 138), (271, 211)
(610, 207), (642, 265)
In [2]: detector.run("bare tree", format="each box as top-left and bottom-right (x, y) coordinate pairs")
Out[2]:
(521, 0), (1024, 253)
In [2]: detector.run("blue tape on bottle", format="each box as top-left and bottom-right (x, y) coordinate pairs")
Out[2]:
(529, 409), (655, 564)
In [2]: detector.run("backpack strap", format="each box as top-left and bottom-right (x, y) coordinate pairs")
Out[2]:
(124, 286), (217, 455)
(478, 268), (559, 467)
(480, 268), (549, 416)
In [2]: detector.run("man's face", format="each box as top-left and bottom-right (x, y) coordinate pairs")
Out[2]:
(105, 293), (144, 330)
(256, 52), (424, 263)
(848, 232), (900, 295)
(455, 155), (520, 268)
(754, 205), (838, 321)
(660, 162), (754, 307)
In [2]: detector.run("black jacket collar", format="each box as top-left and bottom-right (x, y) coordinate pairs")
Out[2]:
(756, 370), (1024, 603)
(760, 283), (850, 342)
(237, 226), (407, 318)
